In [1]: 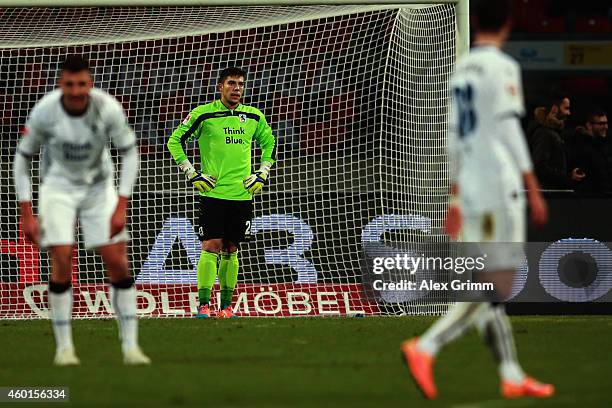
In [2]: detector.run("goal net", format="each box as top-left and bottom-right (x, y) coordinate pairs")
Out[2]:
(0, 3), (458, 318)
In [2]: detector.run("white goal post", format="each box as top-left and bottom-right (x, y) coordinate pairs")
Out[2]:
(0, 0), (468, 318)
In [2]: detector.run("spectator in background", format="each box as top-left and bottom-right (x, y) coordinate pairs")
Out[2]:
(526, 93), (585, 189)
(570, 109), (611, 193)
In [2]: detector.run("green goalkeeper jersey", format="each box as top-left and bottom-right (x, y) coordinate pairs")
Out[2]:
(167, 99), (276, 201)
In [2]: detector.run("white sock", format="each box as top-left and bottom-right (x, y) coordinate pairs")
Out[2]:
(48, 287), (74, 351)
(417, 302), (485, 356)
(475, 304), (526, 383)
(110, 284), (139, 354)
(500, 361), (526, 383)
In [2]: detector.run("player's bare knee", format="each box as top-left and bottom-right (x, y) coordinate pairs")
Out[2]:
(108, 260), (129, 277)
(52, 257), (72, 274)
(50, 270), (72, 285)
(106, 256), (129, 280)
(222, 239), (238, 253)
(202, 239), (222, 253)
(96, 242), (129, 279)
(50, 246), (73, 282)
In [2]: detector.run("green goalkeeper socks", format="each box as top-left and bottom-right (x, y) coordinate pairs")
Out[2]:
(218, 251), (239, 310)
(197, 250), (219, 306)
(196, 250), (238, 308)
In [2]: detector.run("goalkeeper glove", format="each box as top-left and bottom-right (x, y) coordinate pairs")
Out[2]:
(189, 171), (217, 193)
(179, 159), (216, 193)
(244, 161), (272, 195)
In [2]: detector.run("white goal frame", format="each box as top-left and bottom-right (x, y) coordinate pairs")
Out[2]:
(0, 0), (469, 60)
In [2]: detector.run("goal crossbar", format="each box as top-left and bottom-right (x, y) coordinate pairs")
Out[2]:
(0, 1), (469, 61)
(0, 0), (465, 6)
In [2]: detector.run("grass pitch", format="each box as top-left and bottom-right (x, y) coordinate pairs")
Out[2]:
(0, 316), (610, 407)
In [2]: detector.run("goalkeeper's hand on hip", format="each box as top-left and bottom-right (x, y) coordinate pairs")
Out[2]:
(244, 162), (272, 194)
(189, 171), (217, 193)
(178, 159), (217, 193)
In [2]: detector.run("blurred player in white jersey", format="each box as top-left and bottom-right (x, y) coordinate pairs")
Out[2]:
(400, 0), (553, 399)
(13, 55), (150, 366)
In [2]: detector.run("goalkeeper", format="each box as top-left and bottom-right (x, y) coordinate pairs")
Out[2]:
(167, 67), (276, 318)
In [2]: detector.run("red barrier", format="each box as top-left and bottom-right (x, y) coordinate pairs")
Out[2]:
(0, 283), (379, 318)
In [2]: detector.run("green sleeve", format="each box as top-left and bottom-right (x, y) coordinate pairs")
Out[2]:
(167, 110), (201, 165)
(254, 113), (277, 165)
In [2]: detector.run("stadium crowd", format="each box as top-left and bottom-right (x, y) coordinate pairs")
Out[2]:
(526, 93), (610, 193)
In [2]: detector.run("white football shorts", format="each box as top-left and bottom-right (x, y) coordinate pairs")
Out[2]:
(460, 205), (526, 271)
(38, 180), (129, 249)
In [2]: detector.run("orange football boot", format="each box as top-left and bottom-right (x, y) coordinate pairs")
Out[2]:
(501, 376), (555, 399)
(217, 306), (237, 318)
(195, 304), (211, 318)
(401, 338), (437, 399)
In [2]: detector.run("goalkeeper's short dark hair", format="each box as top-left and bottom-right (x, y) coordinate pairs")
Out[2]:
(219, 67), (247, 84)
(61, 55), (90, 73)
(472, 0), (513, 32)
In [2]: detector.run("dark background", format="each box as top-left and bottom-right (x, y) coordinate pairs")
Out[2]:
(507, 0), (612, 129)
(507, 0), (612, 312)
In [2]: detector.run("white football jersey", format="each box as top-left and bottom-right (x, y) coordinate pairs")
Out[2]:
(17, 88), (136, 190)
(448, 45), (529, 213)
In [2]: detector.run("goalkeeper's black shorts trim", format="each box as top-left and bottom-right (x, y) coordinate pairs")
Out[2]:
(196, 196), (253, 243)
